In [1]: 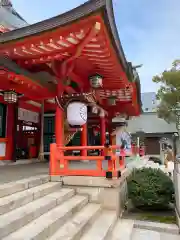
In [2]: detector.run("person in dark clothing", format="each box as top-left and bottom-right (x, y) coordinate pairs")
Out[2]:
(120, 139), (126, 150)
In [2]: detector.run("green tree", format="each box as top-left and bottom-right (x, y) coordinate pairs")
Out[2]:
(152, 60), (180, 128)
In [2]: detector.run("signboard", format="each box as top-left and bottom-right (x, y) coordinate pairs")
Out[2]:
(18, 108), (39, 124)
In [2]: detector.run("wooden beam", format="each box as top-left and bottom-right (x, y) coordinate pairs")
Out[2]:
(62, 22), (101, 77)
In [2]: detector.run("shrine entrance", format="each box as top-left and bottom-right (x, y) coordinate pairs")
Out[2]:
(44, 115), (55, 157)
(16, 123), (39, 159)
(15, 108), (40, 160)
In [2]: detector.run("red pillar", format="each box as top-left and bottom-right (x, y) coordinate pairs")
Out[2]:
(81, 123), (87, 156)
(6, 104), (15, 160)
(50, 104), (64, 176)
(53, 104), (66, 172)
(55, 106), (64, 146)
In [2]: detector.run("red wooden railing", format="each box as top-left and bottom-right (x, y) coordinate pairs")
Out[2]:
(50, 144), (126, 178)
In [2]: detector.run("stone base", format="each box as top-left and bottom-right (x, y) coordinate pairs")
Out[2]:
(51, 168), (131, 217)
(50, 175), (63, 182)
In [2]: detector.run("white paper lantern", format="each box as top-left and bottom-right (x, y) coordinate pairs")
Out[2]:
(67, 102), (87, 126)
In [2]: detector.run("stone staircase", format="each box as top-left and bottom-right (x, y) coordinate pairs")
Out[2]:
(0, 175), (179, 240)
(0, 175), (115, 239)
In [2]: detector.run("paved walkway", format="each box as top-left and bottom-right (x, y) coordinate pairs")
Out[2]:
(0, 156), (169, 185)
(0, 161), (111, 184)
(0, 157), (137, 184)
(0, 162), (49, 183)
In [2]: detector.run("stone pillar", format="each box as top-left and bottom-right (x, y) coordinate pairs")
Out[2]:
(174, 158), (180, 228)
(160, 141), (165, 164)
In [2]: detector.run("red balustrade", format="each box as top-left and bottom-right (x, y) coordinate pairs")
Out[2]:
(50, 144), (125, 178)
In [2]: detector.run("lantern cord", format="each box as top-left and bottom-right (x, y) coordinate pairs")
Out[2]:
(55, 96), (64, 111)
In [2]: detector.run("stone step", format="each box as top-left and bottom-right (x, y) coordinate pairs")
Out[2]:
(0, 175), (49, 198)
(160, 232), (180, 240)
(132, 229), (180, 240)
(0, 188), (74, 239)
(134, 220), (179, 235)
(132, 228), (160, 240)
(3, 195), (89, 240)
(80, 210), (117, 240)
(0, 182), (62, 215)
(110, 219), (134, 240)
(49, 203), (101, 240)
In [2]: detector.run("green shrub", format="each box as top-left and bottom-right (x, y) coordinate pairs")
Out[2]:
(127, 168), (174, 210)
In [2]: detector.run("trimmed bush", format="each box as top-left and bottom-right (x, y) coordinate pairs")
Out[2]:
(127, 168), (174, 210)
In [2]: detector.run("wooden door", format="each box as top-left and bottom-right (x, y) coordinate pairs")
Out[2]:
(145, 137), (160, 155)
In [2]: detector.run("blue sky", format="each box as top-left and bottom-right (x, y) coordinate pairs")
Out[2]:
(12, 0), (180, 93)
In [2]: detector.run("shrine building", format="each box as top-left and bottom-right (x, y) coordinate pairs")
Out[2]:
(0, 0), (141, 177)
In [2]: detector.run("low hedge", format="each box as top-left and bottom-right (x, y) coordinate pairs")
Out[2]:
(127, 168), (174, 210)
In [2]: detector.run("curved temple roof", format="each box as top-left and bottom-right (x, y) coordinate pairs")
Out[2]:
(0, 0), (127, 70)
(0, 0), (141, 117)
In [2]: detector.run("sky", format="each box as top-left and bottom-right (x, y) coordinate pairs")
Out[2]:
(11, 0), (180, 93)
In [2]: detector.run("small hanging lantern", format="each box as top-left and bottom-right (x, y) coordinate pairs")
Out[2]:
(3, 90), (18, 103)
(89, 74), (103, 88)
(108, 96), (116, 106)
